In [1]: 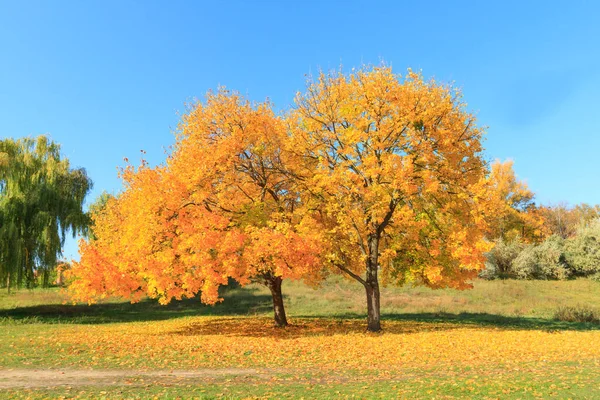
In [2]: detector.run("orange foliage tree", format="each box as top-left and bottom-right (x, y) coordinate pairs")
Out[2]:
(485, 160), (545, 242)
(68, 90), (324, 327)
(290, 67), (492, 331)
(69, 66), (505, 332)
(539, 202), (600, 239)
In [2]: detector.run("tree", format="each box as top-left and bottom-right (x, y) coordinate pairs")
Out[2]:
(0, 136), (92, 291)
(85, 191), (115, 241)
(68, 90), (324, 326)
(169, 89), (324, 325)
(540, 203), (600, 239)
(485, 160), (545, 242)
(291, 67), (491, 331)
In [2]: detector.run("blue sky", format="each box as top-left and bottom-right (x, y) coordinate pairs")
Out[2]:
(1, 0), (599, 259)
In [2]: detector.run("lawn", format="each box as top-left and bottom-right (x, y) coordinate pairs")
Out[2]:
(1, 278), (599, 399)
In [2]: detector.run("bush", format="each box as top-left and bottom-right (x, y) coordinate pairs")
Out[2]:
(565, 219), (600, 277)
(512, 235), (570, 280)
(554, 305), (600, 323)
(481, 238), (523, 279)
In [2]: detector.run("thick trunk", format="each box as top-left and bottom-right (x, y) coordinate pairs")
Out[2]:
(336, 232), (384, 332)
(365, 234), (382, 332)
(365, 278), (381, 332)
(265, 275), (288, 327)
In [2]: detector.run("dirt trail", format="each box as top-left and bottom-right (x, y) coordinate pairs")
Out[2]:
(0, 368), (268, 388)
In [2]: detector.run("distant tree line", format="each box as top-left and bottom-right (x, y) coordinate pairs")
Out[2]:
(482, 166), (600, 280)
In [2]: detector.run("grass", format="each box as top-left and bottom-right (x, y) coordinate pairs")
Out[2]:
(1, 277), (600, 399)
(554, 304), (600, 323)
(3, 277), (600, 322)
(4, 364), (600, 400)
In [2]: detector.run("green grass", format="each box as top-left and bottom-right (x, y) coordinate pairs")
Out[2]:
(1, 277), (599, 399)
(3, 361), (600, 399)
(2, 277), (599, 327)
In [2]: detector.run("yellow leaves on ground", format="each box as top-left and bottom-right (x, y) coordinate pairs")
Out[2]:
(7, 317), (600, 374)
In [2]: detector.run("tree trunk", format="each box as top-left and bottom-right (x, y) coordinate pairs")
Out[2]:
(365, 278), (381, 332)
(42, 269), (49, 288)
(265, 274), (288, 327)
(56, 268), (63, 286)
(365, 233), (382, 332)
(6, 272), (10, 294)
(24, 246), (35, 289)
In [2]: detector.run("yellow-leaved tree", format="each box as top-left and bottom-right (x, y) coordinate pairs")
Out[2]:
(168, 89), (325, 326)
(68, 90), (324, 327)
(291, 67), (492, 331)
(485, 159), (545, 242)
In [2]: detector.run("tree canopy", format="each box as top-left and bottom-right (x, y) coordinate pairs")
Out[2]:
(291, 67), (492, 331)
(68, 91), (325, 326)
(69, 66), (497, 331)
(0, 136), (92, 289)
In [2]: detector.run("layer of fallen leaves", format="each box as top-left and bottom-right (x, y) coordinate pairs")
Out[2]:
(3, 316), (600, 376)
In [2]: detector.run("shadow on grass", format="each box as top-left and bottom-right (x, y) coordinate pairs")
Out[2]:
(348, 311), (599, 332)
(1, 286), (598, 334)
(172, 311), (599, 338)
(0, 287), (274, 324)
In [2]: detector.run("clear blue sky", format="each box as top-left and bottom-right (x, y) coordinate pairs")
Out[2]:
(1, 0), (599, 260)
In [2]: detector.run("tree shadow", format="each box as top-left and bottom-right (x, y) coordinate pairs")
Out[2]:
(2, 286), (598, 335)
(382, 311), (600, 332)
(307, 311), (600, 332)
(0, 287), (274, 324)
(170, 311), (599, 338)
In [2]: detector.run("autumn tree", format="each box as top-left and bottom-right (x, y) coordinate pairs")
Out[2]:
(68, 90), (324, 327)
(168, 89), (324, 326)
(540, 203), (600, 239)
(85, 191), (115, 241)
(0, 136), (92, 291)
(291, 67), (491, 331)
(69, 164), (238, 306)
(485, 160), (545, 242)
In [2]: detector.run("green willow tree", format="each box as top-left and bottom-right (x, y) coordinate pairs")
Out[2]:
(0, 136), (92, 290)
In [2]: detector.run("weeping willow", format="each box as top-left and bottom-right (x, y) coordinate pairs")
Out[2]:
(0, 136), (92, 290)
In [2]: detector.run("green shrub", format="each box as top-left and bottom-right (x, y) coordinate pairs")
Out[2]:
(512, 235), (570, 280)
(554, 305), (600, 323)
(481, 238), (523, 279)
(565, 219), (600, 276)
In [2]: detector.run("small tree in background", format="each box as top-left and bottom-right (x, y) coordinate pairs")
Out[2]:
(485, 160), (545, 243)
(540, 203), (600, 239)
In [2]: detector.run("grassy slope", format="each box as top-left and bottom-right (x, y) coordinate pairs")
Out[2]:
(1, 278), (599, 399)
(2, 277), (600, 323)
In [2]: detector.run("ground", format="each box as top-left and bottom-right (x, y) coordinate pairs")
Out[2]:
(1, 278), (599, 399)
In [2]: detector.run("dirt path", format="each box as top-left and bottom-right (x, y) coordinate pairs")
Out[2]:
(0, 368), (270, 389)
